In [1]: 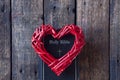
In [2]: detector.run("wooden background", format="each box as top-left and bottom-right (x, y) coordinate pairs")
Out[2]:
(0, 0), (120, 80)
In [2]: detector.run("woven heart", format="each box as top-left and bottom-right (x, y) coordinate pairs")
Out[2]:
(32, 24), (85, 76)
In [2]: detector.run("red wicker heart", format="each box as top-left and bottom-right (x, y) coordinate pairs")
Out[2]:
(32, 24), (85, 76)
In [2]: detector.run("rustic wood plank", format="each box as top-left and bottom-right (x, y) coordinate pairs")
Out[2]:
(0, 0), (11, 80)
(77, 0), (109, 80)
(44, 0), (76, 80)
(12, 0), (43, 80)
(110, 0), (120, 80)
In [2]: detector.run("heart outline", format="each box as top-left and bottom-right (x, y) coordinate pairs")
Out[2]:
(32, 24), (85, 76)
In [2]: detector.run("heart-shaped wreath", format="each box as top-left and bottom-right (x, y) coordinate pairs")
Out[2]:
(32, 24), (85, 76)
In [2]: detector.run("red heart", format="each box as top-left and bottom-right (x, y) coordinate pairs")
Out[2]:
(32, 24), (85, 76)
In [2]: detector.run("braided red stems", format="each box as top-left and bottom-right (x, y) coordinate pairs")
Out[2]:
(32, 24), (85, 76)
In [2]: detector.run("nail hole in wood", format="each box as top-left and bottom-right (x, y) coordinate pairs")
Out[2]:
(19, 69), (22, 73)
(40, 15), (43, 20)
(117, 59), (119, 63)
(53, 6), (56, 10)
(34, 70), (37, 76)
(84, 2), (86, 5)
(67, 7), (70, 11)
(100, 3), (102, 7)
(1, 4), (5, 12)
(72, 8), (75, 13)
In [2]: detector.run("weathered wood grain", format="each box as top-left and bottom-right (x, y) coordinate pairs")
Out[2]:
(110, 0), (120, 80)
(77, 0), (109, 80)
(12, 0), (43, 80)
(44, 0), (75, 28)
(44, 0), (76, 80)
(0, 0), (11, 80)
